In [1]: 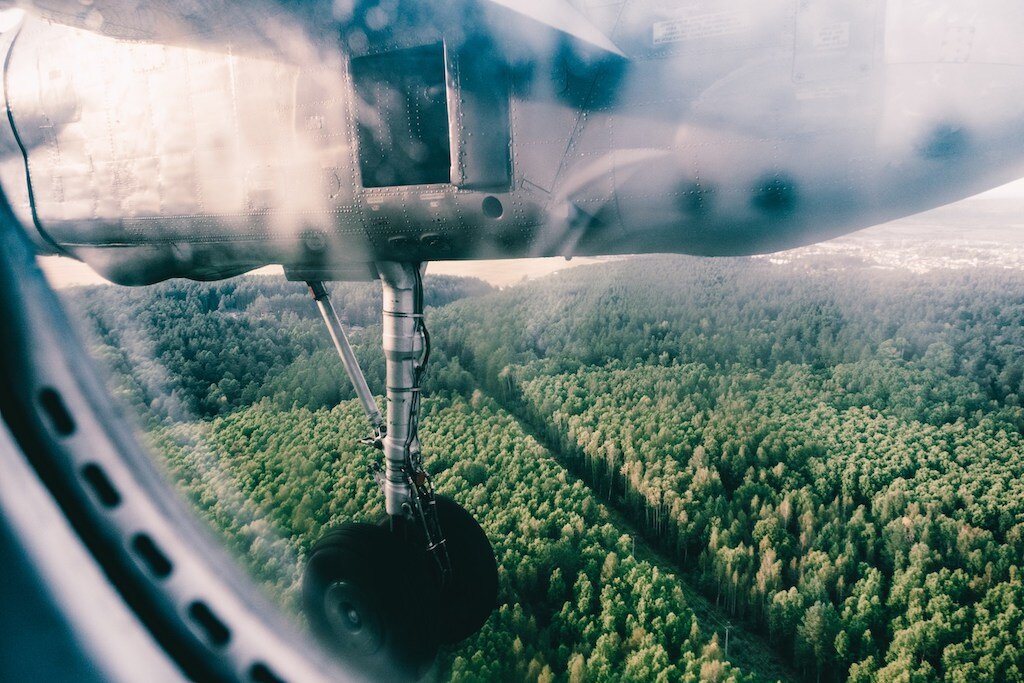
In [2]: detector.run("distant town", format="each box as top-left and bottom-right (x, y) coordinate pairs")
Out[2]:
(760, 197), (1024, 272)
(759, 234), (1024, 272)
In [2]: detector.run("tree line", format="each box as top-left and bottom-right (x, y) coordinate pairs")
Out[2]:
(62, 253), (1024, 681)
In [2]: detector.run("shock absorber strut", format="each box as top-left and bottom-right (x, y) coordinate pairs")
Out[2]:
(377, 262), (425, 517)
(378, 263), (451, 583)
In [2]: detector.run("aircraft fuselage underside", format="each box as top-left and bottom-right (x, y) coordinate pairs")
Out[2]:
(2, 1), (1024, 284)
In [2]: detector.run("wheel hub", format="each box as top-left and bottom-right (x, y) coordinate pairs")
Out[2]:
(323, 581), (383, 655)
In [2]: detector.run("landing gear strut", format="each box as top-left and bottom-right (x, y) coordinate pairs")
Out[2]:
(301, 263), (497, 679)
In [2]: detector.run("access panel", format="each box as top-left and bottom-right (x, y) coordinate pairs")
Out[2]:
(351, 43), (452, 187)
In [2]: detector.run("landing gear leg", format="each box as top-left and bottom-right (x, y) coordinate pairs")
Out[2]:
(301, 264), (497, 679)
(377, 262), (432, 520)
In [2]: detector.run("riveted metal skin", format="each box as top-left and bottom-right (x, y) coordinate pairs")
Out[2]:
(3, 2), (1024, 284)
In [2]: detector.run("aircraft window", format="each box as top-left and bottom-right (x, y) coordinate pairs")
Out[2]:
(352, 43), (451, 188)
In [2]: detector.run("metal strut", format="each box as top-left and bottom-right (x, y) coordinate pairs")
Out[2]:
(378, 262), (451, 584)
(377, 262), (425, 516)
(310, 265), (451, 584)
(307, 281), (384, 436)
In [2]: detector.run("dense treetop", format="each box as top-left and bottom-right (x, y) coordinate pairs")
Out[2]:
(64, 254), (1024, 681)
(429, 256), (1024, 682)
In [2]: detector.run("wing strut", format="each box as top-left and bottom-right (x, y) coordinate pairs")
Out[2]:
(307, 280), (384, 434)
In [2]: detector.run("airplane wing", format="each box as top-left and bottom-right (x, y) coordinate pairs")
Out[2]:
(3, 0), (625, 59)
(3, 0), (329, 57)
(8, 0), (276, 41)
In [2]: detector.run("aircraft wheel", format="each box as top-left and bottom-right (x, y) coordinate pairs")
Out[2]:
(302, 522), (438, 680)
(432, 495), (499, 644)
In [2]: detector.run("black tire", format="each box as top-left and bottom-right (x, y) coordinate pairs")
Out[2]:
(302, 522), (439, 680)
(431, 496), (499, 645)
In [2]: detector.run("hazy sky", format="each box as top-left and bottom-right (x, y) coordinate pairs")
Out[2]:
(975, 177), (1024, 198)
(37, 255), (619, 289)
(37, 177), (1024, 289)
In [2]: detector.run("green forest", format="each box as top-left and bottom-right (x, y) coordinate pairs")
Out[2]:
(62, 255), (1024, 682)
